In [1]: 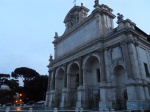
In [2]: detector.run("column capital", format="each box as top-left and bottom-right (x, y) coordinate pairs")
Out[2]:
(99, 48), (104, 52)
(120, 40), (128, 45)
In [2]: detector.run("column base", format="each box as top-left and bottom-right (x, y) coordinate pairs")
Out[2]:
(99, 101), (107, 109)
(60, 88), (69, 108)
(76, 86), (85, 108)
(48, 90), (56, 107)
(60, 101), (70, 108)
(126, 100), (138, 110)
(138, 100), (150, 110)
(45, 91), (50, 106)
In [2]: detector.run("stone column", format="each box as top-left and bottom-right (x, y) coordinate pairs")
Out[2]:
(60, 63), (69, 108)
(125, 40), (144, 110)
(99, 49), (108, 109)
(120, 41), (139, 109)
(104, 48), (111, 82)
(100, 49), (106, 82)
(45, 71), (51, 106)
(127, 41), (141, 79)
(121, 41), (133, 79)
(52, 70), (55, 90)
(64, 64), (67, 88)
(79, 57), (83, 85)
(49, 69), (56, 107)
(104, 48), (114, 109)
(76, 57), (85, 108)
(135, 45), (150, 110)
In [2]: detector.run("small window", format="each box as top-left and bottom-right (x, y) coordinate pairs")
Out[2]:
(144, 63), (149, 77)
(97, 69), (100, 82)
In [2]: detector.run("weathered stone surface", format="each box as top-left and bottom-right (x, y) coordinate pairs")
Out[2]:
(46, 1), (150, 111)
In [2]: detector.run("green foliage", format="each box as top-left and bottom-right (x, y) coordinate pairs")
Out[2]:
(11, 67), (40, 83)
(0, 74), (10, 78)
(0, 77), (19, 104)
(24, 75), (48, 102)
(0, 73), (10, 87)
(0, 68), (48, 104)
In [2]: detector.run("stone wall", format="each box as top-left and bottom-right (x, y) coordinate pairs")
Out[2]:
(56, 19), (98, 58)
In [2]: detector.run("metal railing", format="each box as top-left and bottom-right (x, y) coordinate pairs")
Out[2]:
(0, 106), (147, 112)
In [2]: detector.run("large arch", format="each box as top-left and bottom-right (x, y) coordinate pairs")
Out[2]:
(83, 55), (100, 86)
(113, 65), (127, 110)
(55, 67), (65, 90)
(68, 63), (80, 107)
(83, 55), (100, 108)
(68, 63), (79, 89)
(55, 67), (65, 107)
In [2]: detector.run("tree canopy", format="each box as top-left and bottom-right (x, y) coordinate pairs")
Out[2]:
(11, 67), (40, 81)
(25, 75), (48, 102)
(0, 73), (10, 78)
(0, 74), (10, 86)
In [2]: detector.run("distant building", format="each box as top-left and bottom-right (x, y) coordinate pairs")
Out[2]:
(45, 0), (150, 110)
(0, 85), (10, 91)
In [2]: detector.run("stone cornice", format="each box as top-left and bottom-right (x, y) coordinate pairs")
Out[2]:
(49, 29), (127, 69)
(48, 27), (150, 70)
(127, 28), (150, 47)
(92, 7), (116, 19)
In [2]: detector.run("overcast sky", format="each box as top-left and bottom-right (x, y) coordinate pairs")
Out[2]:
(0, 0), (150, 76)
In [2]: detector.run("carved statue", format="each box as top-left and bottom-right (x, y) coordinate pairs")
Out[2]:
(95, 0), (99, 5)
(117, 13), (124, 21)
(117, 13), (124, 23)
(55, 32), (58, 37)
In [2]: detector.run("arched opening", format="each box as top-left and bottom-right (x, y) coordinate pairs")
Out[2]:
(68, 63), (79, 107)
(55, 68), (65, 90)
(84, 56), (100, 108)
(69, 63), (79, 89)
(55, 68), (65, 107)
(114, 65), (127, 110)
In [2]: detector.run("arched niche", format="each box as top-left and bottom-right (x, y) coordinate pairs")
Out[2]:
(83, 56), (100, 86)
(113, 65), (127, 109)
(68, 63), (79, 90)
(55, 67), (65, 91)
(83, 55), (100, 108)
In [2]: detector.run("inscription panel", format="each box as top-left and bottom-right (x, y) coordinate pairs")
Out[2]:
(56, 19), (97, 58)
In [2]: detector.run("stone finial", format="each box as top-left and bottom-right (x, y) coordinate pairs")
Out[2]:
(94, 0), (100, 8)
(117, 13), (124, 23)
(147, 35), (150, 42)
(95, 0), (99, 5)
(54, 32), (58, 39)
(55, 32), (58, 37)
(81, 3), (83, 6)
(50, 54), (53, 62)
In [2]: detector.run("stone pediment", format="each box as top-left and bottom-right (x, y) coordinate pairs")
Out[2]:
(64, 4), (89, 32)
(64, 6), (80, 23)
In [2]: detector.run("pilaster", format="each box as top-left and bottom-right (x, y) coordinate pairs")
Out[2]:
(121, 41), (133, 79)
(99, 82), (108, 109)
(49, 90), (56, 107)
(60, 88), (69, 108)
(64, 64), (67, 88)
(99, 49), (106, 82)
(76, 85), (85, 108)
(79, 57), (83, 85)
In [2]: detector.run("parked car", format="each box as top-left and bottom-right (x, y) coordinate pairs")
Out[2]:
(35, 100), (45, 106)
(26, 101), (35, 105)
(16, 102), (24, 106)
(5, 103), (12, 106)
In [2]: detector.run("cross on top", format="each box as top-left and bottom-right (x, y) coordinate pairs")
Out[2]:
(73, 0), (76, 6)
